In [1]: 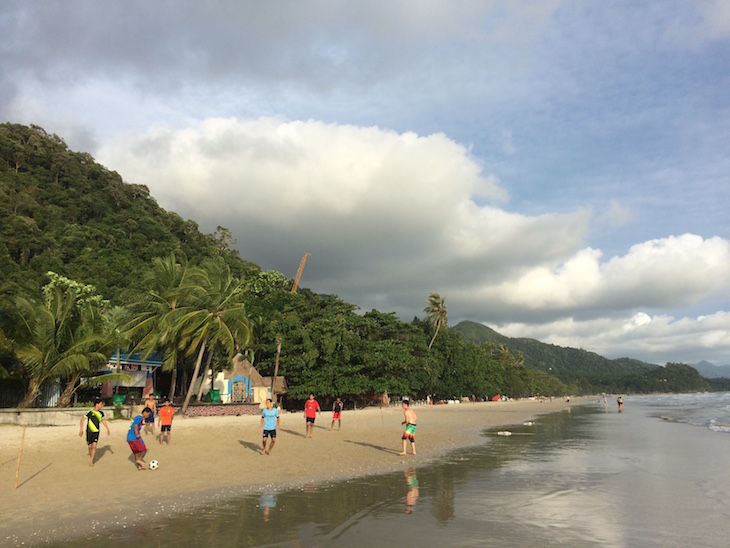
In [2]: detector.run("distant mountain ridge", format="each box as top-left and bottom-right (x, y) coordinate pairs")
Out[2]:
(453, 320), (658, 382)
(691, 360), (730, 379)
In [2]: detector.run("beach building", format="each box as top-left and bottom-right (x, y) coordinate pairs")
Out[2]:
(100, 351), (163, 400)
(195, 353), (288, 407)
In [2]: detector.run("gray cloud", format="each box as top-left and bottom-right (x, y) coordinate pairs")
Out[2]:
(3, 1), (730, 364)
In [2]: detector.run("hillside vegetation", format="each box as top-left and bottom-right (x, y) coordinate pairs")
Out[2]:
(0, 124), (721, 407)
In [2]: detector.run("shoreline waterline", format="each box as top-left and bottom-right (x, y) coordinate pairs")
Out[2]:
(1, 399), (580, 545)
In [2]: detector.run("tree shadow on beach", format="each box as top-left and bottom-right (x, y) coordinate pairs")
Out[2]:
(279, 428), (306, 438)
(345, 440), (401, 455)
(238, 440), (263, 454)
(16, 462), (52, 489)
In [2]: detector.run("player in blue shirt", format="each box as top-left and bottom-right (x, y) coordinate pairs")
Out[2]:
(259, 398), (280, 455)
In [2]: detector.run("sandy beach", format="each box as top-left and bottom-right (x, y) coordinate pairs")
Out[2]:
(1, 399), (572, 545)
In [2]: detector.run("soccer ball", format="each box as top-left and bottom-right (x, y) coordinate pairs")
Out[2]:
(149, 460), (159, 470)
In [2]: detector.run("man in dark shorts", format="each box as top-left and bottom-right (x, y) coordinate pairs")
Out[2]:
(79, 398), (110, 466)
(304, 393), (321, 438)
(330, 397), (343, 431)
(259, 398), (280, 455)
(128, 407), (152, 470)
(144, 393), (156, 435)
(157, 397), (175, 444)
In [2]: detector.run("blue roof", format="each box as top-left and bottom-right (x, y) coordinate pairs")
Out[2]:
(110, 351), (163, 367)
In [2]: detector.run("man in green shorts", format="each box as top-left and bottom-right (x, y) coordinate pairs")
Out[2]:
(399, 399), (417, 456)
(79, 398), (111, 466)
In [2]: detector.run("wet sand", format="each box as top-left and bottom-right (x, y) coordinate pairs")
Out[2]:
(1, 399), (573, 545)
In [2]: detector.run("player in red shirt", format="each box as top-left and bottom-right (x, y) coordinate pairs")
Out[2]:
(304, 393), (321, 438)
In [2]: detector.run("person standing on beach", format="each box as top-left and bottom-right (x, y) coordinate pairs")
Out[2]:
(259, 398), (280, 455)
(144, 393), (157, 435)
(330, 397), (343, 431)
(304, 393), (321, 438)
(399, 399), (417, 456)
(617, 396), (624, 412)
(128, 407), (151, 470)
(157, 397), (175, 444)
(79, 397), (110, 466)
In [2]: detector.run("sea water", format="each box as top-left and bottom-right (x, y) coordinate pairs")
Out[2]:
(56, 394), (730, 547)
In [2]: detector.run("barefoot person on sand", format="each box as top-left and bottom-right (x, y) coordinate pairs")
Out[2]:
(144, 393), (156, 435)
(128, 407), (152, 470)
(79, 398), (110, 466)
(157, 397), (175, 444)
(259, 398), (280, 455)
(330, 397), (343, 431)
(399, 399), (417, 456)
(304, 393), (321, 438)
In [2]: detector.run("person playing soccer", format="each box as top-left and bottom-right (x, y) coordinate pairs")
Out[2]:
(330, 396), (343, 431)
(157, 397), (175, 444)
(144, 393), (157, 435)
(79, 397), (110, 466)
(304, 393), (321, 438)
(259, 398), (280, 455)
(399, 399), (417, 456)
(128, 407), (152, 470)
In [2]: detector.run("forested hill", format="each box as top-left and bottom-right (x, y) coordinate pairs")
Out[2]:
(454, 320), (658, 381)
(0, 123), (719, 399)
(0, 123), (260, 301)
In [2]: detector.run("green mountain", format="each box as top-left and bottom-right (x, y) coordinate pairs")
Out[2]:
(0, 123), (260, 301)
(0, 123), (719, 398)
(454, 320), (657, 380)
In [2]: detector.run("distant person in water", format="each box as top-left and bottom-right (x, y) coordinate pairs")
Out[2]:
(399, 399), (417, 456)
(617, 396), (624, 412)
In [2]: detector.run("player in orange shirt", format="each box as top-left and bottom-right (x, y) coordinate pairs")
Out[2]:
(157, 397), (175, 444)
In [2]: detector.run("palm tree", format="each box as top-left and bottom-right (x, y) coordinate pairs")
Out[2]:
(14, 288), (109, 408)
(124, 252), (196, 400)
(178, 260), (252, 414)
(425, 292), (448, 349)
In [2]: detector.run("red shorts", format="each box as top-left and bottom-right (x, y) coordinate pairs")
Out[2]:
(128, 439), (146, 454)
(333, 412), (341, 419)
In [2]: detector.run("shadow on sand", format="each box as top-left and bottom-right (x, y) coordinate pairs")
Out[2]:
(238, 440), (263, 454)
(344, 440), (401, 455)
(16, 462), (53, 489)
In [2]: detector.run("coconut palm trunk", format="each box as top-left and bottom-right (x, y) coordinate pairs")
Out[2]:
(181, 338), (207, 415)
(18, 379), (41, 409)
(195, 349), (215, 402)
(56, 373), (82, 407)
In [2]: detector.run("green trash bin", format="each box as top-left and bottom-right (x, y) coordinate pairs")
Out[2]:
(209, 389), (221, 402)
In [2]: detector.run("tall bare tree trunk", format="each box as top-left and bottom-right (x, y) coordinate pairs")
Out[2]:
(56, 374), (81, 407)
(18, 379), (41, 409)
(270, 338), (281, 403)
(181, 339), (207, 415)
(195, 351), (214, 402)
(168, 365), (177, 401)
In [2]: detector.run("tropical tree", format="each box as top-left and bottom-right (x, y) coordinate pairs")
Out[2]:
(123, 252), (196, 400)
(425, 292), (447, 349)
(13, 282), (110, 408)
(178, 260), (252, 414)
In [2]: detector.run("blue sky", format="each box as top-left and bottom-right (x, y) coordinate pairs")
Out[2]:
(2, 1), (729, 365)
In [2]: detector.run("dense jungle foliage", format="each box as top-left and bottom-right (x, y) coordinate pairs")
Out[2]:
(0, 124), (719, 408)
